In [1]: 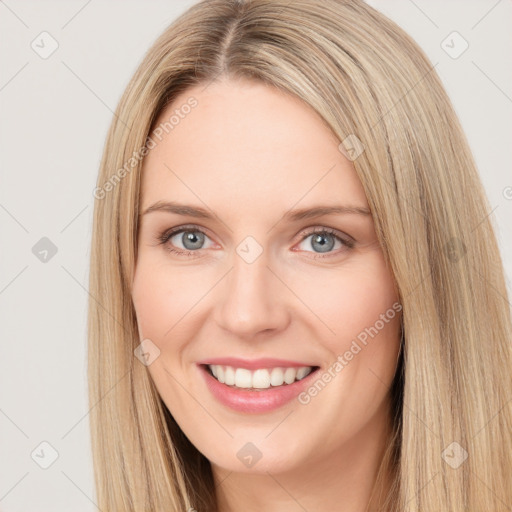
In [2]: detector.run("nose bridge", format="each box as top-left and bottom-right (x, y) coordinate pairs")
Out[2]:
(214, 240), (289, 336)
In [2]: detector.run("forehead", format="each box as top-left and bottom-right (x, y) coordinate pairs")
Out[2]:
(140, 78), (367, 213)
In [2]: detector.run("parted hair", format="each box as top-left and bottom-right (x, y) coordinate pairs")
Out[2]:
(88, 1), (512, 510)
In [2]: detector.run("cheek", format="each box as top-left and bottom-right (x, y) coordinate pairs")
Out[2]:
(288, 256), (401, 444)
(132, 263), (168, 339)
(292, 253), (399, 351)
(131, 257), (202, 340)
(131, 259), (198, 406)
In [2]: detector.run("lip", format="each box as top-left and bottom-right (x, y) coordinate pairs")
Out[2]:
(197, 363), (320, 414)
(196, 357), (317, 370)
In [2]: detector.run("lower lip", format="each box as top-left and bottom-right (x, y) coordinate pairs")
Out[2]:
(198, 365), (319, 414)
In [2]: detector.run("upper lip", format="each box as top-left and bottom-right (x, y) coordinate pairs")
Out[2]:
(197, 357), (319, 370)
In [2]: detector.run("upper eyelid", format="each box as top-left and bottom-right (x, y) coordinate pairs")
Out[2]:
(162, 224), (214, 241)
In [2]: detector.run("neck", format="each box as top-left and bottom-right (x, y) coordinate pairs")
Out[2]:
(212, 397), (396, 512)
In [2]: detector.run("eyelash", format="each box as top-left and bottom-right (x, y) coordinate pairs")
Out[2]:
(156, 224), (355, 259)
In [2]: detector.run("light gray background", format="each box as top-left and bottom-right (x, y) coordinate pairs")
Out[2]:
(0, 1), (510, 510)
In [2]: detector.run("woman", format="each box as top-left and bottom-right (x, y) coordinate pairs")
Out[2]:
(88, 0), (512, 510)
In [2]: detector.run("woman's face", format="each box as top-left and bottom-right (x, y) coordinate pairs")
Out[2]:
(132, 77), (402, 476)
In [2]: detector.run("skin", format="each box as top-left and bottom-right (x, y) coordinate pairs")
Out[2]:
(131, 76), (402, 511)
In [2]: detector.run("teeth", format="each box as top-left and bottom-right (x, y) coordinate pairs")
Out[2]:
(235, 368), (252, 388)
(208, 365), (314, 389)
(296, 367), (310, 380)
(283, 367), (296, 384)
(253, 369), (271, 388)
(270, 368), (284, 386)
(225, 366), (236, 385)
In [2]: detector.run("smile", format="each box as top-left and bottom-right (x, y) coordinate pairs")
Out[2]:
(198, 361), (321, 413)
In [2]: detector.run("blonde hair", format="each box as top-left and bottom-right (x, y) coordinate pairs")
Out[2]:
(88, 0), (512, 510)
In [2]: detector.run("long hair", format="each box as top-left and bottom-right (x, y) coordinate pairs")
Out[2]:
(87, 1), (512, 510)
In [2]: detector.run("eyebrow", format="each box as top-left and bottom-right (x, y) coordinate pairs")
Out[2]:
(140, 200), (371, 221)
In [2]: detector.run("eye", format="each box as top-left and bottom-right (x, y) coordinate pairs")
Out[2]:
(156, 225), (354, 259)
(157, 225), (215, 256)
(295, 227), (354, 259)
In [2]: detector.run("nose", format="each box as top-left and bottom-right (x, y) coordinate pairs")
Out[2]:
(213, 249), (291, 338)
